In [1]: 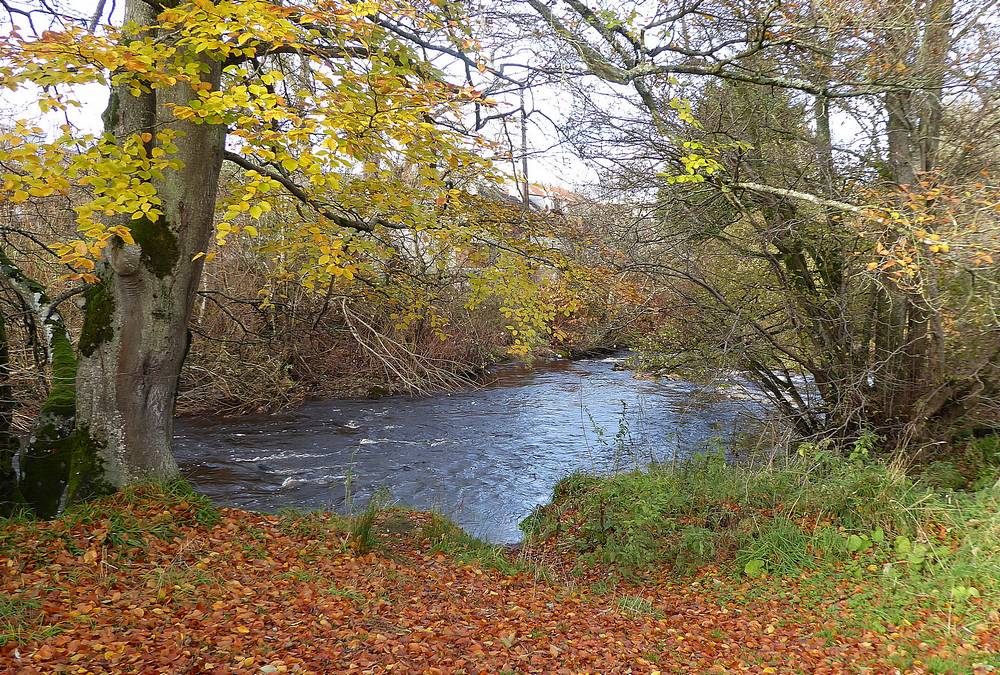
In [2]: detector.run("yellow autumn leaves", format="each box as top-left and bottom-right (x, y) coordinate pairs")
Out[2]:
(0, 122), (185, 280)
(859, 180), (1000, 286)
(1, 0), (576, 355)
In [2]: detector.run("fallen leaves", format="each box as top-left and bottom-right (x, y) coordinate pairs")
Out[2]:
(1, 495), (996, 673)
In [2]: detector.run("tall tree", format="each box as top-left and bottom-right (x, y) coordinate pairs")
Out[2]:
(525, 0), (1000, 448)
(0, 0), (515, 505)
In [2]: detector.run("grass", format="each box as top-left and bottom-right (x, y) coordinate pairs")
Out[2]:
(522, 439), (1000, 633)
(324, 584), (367, 604)
(734, 516), (812, 576)
(0, 590), (69, 648)
(0, 593), (41, 647)
(274, 487), (396, 555)
(420, 513), (549, 580)
(348, 487), (393, 554)
(421, 513), (520, 574)
(276, 507), (347, 539)
(616, 594), (662, 618)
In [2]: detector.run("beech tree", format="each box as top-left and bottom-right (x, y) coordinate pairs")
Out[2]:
(0, 0), (545, 514)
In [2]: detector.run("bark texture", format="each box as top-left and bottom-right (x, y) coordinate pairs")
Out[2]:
(0, 248), (78, 516)
(72, 0), (226, 492)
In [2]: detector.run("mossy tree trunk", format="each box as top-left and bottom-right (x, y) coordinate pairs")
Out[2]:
(0, 249), (78, 517)
(0, 306), (22, 516)
(71, 0), (226, 495)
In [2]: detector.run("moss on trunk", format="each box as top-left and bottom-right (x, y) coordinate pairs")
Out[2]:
(0, 247), (85, 518)
(42, 331), (77, 418)
(131, 215), (179, 278)
(0, 303), (22, 516)
(19, 327), (79, 518)
(64, 425), (113, 507)
(79, 276), (115, 357)
(18, 431), (71, 518)
(0, 437), (23, 517)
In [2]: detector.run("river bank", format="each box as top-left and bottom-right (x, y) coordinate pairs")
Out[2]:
(173, 355), (765, 543)
(3, 454), (997, 674)
(176, 343), (629, 419)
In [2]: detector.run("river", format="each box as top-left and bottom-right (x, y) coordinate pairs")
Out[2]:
(174, 355), (765, 543)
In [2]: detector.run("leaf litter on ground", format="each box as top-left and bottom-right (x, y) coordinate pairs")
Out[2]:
(0, 486), (997, 673)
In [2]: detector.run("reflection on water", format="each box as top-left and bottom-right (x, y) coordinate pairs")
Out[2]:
(174, 356), (765, 543)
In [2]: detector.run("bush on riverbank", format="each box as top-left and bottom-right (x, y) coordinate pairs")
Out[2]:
(521, 439), (1000, 614)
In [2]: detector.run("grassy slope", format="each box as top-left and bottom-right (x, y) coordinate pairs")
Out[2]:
(0, 458), (998, 673)
(522, 448), (1000, 673)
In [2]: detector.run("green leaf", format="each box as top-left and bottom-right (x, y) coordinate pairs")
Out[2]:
(846, 534), (870, 553)
(744, 559), (765, 579)
(950, 585), (980, 602)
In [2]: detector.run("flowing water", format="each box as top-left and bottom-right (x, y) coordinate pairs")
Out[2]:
(174, 355), (765, 543)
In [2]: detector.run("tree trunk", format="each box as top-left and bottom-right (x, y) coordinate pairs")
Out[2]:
(876, 0), (956, 449)
(886, 91), (919, 186)
(70, 0), (225, 495)
(0, 305), (21, 515)
(0, 248), (78, 516)
(915, 0), (954, 172)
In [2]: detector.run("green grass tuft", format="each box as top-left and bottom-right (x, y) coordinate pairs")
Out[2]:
(523, 446), (1000, 616)
(422, 513), (547, 579)
(348, 487), (392, 555)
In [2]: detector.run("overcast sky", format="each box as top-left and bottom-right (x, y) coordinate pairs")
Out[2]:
(1, 0), (872, 196)
(0, 0), (600, 195)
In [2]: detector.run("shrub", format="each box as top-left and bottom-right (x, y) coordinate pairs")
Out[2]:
(523, 445), (996, 606)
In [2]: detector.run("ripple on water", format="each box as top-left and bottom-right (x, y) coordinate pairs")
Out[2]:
(175, 355), (766, 543)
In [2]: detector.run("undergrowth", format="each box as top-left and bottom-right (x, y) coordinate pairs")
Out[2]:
(1, 479), (220, 563)
(421, 513), (550, 581)
(521, 437), (1000, 626)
